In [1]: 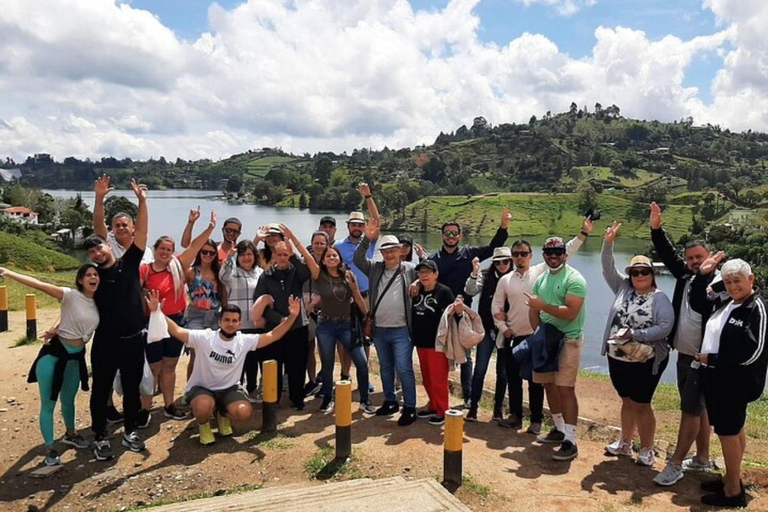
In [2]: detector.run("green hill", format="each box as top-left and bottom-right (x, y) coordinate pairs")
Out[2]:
(0, 231), (80, 272)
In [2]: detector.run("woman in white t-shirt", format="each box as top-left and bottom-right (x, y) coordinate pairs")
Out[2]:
(0, 264), (100, 467)
(147, 290), (299, 445)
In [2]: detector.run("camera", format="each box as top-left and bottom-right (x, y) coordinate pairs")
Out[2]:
(584, 208), (602, 221)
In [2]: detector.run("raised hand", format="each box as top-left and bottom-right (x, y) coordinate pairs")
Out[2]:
(279, 223), (296, 242)
(255, 225), (268, 242)
(604, 221), (622, 243)
(287, 295), (301, 317)
(650, 202), (662, 230)
(413, 242), (425, 259)
(471, 256), (480, 276)
(346, 270), (358, 290)
(208, 210), (217, 229)
(188, 206), (201, 223)
(94, 174), (114, 198)
(364, 218), (380, 240)
(501, 205), (511, 229)
(453, 297), (465, 316)
(582, 215), (595, 235)
(146, 289), (163, 312)
(699, 251), (725, 275)
(130, 178), (148, 202)
(358, 182), (372, 198)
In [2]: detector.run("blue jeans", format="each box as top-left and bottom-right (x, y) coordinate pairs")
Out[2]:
(373, 326), (416, 409)
(470, 331), (507, 409)
(316, 318), (369, 403)
(460, 352), (473, 401)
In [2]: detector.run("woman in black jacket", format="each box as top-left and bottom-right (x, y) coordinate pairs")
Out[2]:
(691, 256), (767, 508)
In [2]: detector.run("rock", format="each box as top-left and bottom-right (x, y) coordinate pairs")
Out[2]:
(6, 397), (16, 404)
(403, 466), (411, 472)
(0, 408), (8, 413)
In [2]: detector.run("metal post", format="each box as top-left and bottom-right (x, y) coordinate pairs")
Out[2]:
(261, 359), (278, 433)
(0, 286), (8, 332)
(25, 293), (37, 340)
(443, 409), (463, 490)
(335, 380), (352, 461)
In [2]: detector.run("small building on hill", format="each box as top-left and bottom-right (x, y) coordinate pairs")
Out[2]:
(2, 206), (39, 224)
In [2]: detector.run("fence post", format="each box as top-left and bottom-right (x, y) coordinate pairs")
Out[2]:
(443, 409), (463, 490)
(334, 380), (352, 461)
(261, 359), (278, 433)
(0, 286), (8, 332)
(25, 294), (37, 340)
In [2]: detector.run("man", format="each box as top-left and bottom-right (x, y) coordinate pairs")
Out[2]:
(354, 223), (418, 426)
(527, 236), (587, 461)
(149, 295), (300, 445)
(488, 219), (592, 428)
(334, 183), (380, 294)
(427, 206), (510, 407)
(181, 209), (242, 263)
(84, 179), (149, 460)
(318, 216), (337, 245)
(651, 201), (717, 486)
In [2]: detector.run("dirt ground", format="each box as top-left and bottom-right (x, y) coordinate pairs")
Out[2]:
(1, 309), (767, 512)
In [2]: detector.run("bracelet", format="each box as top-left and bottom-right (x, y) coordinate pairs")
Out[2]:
(580, 230), (589, 237)
(364, 195), (372, 199)
(470, 274), (478, 279)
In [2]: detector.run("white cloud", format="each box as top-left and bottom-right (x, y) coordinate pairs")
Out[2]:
(517, 0), (597, 17)
(0, 0), (764, 161)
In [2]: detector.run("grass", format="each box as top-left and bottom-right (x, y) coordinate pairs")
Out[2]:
(13, 334), (41, 347)
(245, 156), (296, 178)
(242, 431), (295, 450)
(122, 483), (264, 511)
(304, 446), (361, 480)
(2, 270), (76, 311)
(461, 474), (491, 498)
(0, 231), (80, 272)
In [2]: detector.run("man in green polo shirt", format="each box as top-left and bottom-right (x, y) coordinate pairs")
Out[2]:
(526, 236), (587, 462)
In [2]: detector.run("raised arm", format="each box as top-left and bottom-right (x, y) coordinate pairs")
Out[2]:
(258, 296), (301, 348)
(281, 224), (319, 280)
(650, 202), (687, 279)
(347, 271), (369, 315)
(359, 183), (380, 224)
(353, 219), (378, 275)
(469, 206), (510, 260)
(92, 174), (113, 239)
(219, 250), (237, 290)
(464, 258), (484, 296)
(565, 216), (592, 257)
(180, 206), (201, 249)
(178, 211), (216, 269)
(130, 179), (148, 251)
(601, 222), (624, 293)
(0, 267), (64, 301)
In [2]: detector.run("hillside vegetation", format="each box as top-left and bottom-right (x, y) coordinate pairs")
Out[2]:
(0, 231), (80, 272)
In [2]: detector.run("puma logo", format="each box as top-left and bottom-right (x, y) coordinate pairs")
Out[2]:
(225, 349), (236, 356)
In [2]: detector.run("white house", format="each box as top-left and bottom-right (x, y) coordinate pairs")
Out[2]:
(2, 206), (39, 224)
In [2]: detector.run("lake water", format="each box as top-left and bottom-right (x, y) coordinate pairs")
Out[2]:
(45, 189), (679, 383)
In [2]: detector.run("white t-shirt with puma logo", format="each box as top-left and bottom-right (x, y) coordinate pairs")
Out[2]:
(185, 329), (261, 392)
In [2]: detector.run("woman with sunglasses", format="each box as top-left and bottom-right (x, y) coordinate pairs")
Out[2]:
(600, 221), (674, 466)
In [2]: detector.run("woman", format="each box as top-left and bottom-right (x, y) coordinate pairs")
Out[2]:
(297, 234), (374, 414)
(220, 239), (264, 396)
(399, 235), (425, 263)
(464, 249), (511, 424)
(0, 265), (99, 466)
(691, 256), (766, 508)
(600, 221), (673, 467)
(184, 238), (223, 379)
(302, 231), (328, 397)
(255, 223), (284, 270)
(140, 212), (217, 422)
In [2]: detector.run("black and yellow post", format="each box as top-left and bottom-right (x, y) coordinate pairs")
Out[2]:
(334, 380), (352, 461)
(25, 293), (37, 340)
(0, 286), (8, 332)
(261, 359), (278, 433)
(442, 409), (463, 491)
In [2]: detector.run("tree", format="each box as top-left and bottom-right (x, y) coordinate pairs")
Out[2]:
(569, 102), (578, 116)
(314, 156), (333, 186)
(528, 115), (537, 127)
(422, 157), (447, 184)
(103, 196), (138, 224)
(298, 192), (308, 209)
(226, 174), (243, 193)
(577, 182), (598, 211)
(471, 116), (488, 137)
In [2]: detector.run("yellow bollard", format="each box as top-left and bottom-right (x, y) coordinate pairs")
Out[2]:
(335, 380), (352, 460)
(261, 359), (278, 433)
(25, 293), (37, 340)
(443, 409), (463, 490)
(0, 286), (7, 332)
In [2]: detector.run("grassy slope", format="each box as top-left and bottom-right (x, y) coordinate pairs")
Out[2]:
(0, 232), (80, 272)
(394, 193), (693, 240)
(245, 156), (297, 178)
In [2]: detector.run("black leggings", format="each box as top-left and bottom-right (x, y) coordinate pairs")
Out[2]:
(90, 331), (145, 437)
(282, 327), (310, 407)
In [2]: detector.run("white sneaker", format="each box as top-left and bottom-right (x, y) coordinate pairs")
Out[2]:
(636, 447), (656, 467)
(682, 456), (716, 472)
(653, 461), (683, 486)
(605, 439), (633, 457)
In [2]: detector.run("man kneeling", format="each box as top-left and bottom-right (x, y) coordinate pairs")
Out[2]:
(148, 290), (299, 445)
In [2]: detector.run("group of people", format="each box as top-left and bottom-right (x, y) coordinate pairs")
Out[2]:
(2, 179), (765, 509)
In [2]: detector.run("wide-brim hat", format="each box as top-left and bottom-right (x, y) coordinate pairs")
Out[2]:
(379, 235), (401, 250)
(491, 247), (512, 261)
(625, 255), (653, 273)
(347, 211), (365, 224)
(266, 223), (283, 235)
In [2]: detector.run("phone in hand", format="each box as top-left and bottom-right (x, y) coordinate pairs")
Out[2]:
(615, 327), (630, 338)
(584, 208), (602, 221)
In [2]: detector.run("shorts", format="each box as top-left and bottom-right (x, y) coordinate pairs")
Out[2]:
(677, 353), (706, 415)
(533, 337), (582, 387)
(146, 313), (185, 364)
(608, 355), (668, 404)
(184, 385), (250, 414)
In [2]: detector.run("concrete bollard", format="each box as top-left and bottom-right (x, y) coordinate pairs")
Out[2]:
(261, 359), (278, 433)
(25, 293), (37, 340)
(334, 380), (352, 461)
(0, 286), (7, 332)
(443, 409), (463, 489)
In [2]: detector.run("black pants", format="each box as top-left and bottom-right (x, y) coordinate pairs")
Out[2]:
(90, 331), (145, 437)
(500, 335), (544, 423)
(281, 326), (309, 407)
(241, 328), (271, 394)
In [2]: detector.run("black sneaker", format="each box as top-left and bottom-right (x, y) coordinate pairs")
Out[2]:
(397, 407), (417, 427)
(499, 415), (522, 429)
(62, 433), (91, 449)
(319, 396), (334, 414)
(428, 416), (445, 426)
(304, 380), (322, 397)
(492, 407), (503, 422)
(552, 440), (578, 461)
(340, 374), (350, 382)
(106, 406), (124, 425)
(701, 489), (747, 508)
(137, 409), (152, 429)
(375, 401), (400, 416)
(537, 428), (566, 444)
(93, 438), (114, 461)
(416, 409), (437, 419)
(45, 449), (61, 466)
(163, 405), (188, 420)
(121, 431), (146, 452)
(465, 405), (478, 422)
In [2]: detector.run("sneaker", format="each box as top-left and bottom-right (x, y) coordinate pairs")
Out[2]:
(368, 382), (375, 394)
(605, 439), (633, 457)
(552, 440), (579, 461)
(121, 431), (145, 452)
(499, 416), (522, 429)
(106, 406), (124, 425)
(682, 456), (716, 472)
(93, 439), (114, 461)
(292, 402), (306, 411)
(163, 405), (188, 420)
(526, 422), (542, 435)
(375, 401), (400, 416)
(701, 489), (747, 508)
(217, 414), (233, 436)
(491, 407), (503, 422)
(636, 448), (657, 467)
(360, 400), (376, 415)
(429, 416), (445, 426)
(304, 380), (322, 397)
(397, 407), (417, 427)
(416, 409), (437, 419)
(45, 449), (61, 467)
(137, 409), (152, 429)
(254, 391), (263, 404)
(319, 397), (334, 414)
(537, 428), (565, 444)
(282, 374), (289, 391)
(700, 478), (725, 493)
(653, 461), (684, 486)
(463, 399), (471, 410)
(465, 405), (478, 422)
(340, 374), (350, 382)
(62, 433), (91, 449)
(198, 422), (215, 446)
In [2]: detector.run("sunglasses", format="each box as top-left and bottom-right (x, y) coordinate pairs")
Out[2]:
(200, 250), (216, 257)
(443, 230), (460, 237)
(629, 268), (653, 277)
(543, 249), (566, 256)
(494, 259), (512, 266)
(511, 251), (530, 258)
(223, 227), (241, 235)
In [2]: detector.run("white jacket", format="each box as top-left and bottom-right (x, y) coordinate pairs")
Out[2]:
(436, 305), (485, 367)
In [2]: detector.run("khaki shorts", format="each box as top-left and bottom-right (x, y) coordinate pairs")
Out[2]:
(533, 338), (582, 387)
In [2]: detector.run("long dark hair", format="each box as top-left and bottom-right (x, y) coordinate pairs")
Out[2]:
(193, 239), (221, 281)
(400, 234), (415, 262)
(75, 263), (99, 292)
(319, 246), (348, 276)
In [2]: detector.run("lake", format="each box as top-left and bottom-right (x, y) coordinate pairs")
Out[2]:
(45, 189), (679, 383)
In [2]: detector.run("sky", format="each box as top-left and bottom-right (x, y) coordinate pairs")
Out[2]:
(0, 0), (766, 161)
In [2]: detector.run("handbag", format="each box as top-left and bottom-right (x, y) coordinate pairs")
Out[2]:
(608, 338), (655, 363)
(362, 265), (402, 338)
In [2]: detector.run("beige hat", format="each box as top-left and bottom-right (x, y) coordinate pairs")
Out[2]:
(491, 247), (512, 261)
(267, 223), (283, 235)
(379, 235), (401, 249)
(347, 211), (365, 224)
(625, 255), (653, 273)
